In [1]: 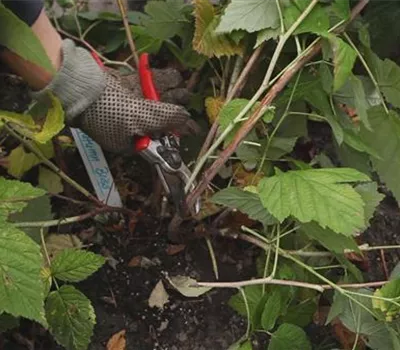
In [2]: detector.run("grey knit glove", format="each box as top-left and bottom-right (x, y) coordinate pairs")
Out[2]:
(33, 39), (197, 153)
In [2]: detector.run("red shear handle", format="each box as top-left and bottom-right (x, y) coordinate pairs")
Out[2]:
(138, 53), (160, 101)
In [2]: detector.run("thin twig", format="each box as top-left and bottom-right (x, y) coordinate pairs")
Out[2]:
(116, 0), (139, 68)
(206, 237), (219, 280)
(195, 278), (387, 293)
(186, 0), (369, 207)
(4, 124), (102, 205)
(57, 28), (135, 72)
(14, 206), (128, 228)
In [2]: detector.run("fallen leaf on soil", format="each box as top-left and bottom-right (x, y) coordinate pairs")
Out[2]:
(148, 280), (169, 309)
(166, 244), (186, 255)
(106, 329), (126, 350)
(45, 233), (82, 260)
(101, 247), (119, 270)
(232, 163), (264, 187)
(167, 275), (212, 297)
(128, 256), (142, 267)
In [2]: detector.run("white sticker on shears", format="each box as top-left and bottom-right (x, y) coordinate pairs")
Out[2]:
(70, 128), (122, 208)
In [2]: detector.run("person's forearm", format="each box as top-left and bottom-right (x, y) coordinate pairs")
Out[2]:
(0, 5), (62, 90)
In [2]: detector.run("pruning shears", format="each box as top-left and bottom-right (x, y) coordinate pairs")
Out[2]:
(134, 53), (200, 216)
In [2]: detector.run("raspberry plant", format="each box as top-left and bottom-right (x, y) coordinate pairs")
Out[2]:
(1, 0), (400, 349)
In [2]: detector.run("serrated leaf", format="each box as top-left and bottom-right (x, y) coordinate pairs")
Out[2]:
(323, 34), (357, 91)
(193, 0), (243, 58)
(355, 182), (384, 226)
(51, 249), (105, 282)
(301, 222), (359, 254)
(365, 50), (400, 109)
(45, 234), (83, 260)
(284, 0), (330, 35)
(359, 106), (400, 205)
(45, 285), (95, 350)
(257, 168), (370, 235)
(0, 221), (46, 325)
(33, 94), (65, 143)
(267, 137), (298, 160)
(216, 0), (279, 34)
(268, 323), (311, 350)
(343, 130), (381, 160)
(5, 142), (54, 178)
(211, 187), (277, 226)
(38, 166), (63, 194)
(0, 4), (54, 74)
(141, 0), (191, 41)
(261, 287), (291, 331)
(9, 195), (53, 243)
(0, 178), (46, 219)
(255, 27), (280, 48)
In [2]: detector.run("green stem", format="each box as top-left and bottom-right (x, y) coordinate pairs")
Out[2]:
(206, 237), (219, 280)
(239, 287), (251, 338)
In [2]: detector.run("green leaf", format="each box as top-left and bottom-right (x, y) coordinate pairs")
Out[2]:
(0, 4), (54, 74)
(266, 137), (298, 160)
(330, 0), (350, 21)
(355, 182), (384, 227)
(238, 340), (253, 350)
(255, 27), (280, 48)
(348, 75), (371, 130)
(0, 178), (46, 219)
(38, 166), (63, 194)
(343, 130), (381, 160)
(9, 195), (53, 243)
(0, 312), (20, 332)
(0, 221), (46, 325)
(261, 287), (291, 331)
(51, 249), (105, 282)
(216, 0), (279, 33)
(219, 99), (273, 145)
(130, 25), (162, 54)
(5, 142), (54, 179)
(336, 143), (372, 176)
(141, 0), (190, 40)
(258, 168), (370, 235)
(281, 299), (318, 327)
(365, 50), (400, 108)
(193, 0), (243, 58)
(301, 222), (359, 254)
(283, 0), (330, 35)
(323, 34), (357, 91)
(268, 323), (311, 350)
(45, 285), (95, 350)
(211, 187), (277, 227)
(359, 107), (400, 205)
(32, 94), (65, 144)
(373, 279), (400, 321)
(228, 285), (263, 320)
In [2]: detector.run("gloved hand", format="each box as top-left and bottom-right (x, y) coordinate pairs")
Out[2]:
(33, 39), (198, 153)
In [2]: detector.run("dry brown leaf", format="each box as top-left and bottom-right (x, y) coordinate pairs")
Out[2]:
(148, 280), (169, 309)
(332, 319), (366, 350)
(232, 163), (264, 187)
(127, 256), (142, 267)
(106, 329), (126, 350)
(205, 96), (225, 124)
(166, 244), (186, 256)
(45, 234), (82, 260)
